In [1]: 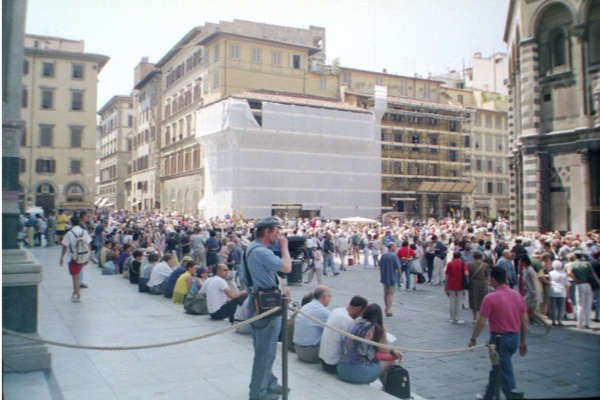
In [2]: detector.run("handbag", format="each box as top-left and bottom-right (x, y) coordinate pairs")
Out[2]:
(461, 262), (470, 290)
(566, 298), (574, 314)
(244, 247), (282, 315)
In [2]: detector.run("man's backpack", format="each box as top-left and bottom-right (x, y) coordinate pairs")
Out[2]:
(71, 230), (90, 265)
(383, 365), (411, 399)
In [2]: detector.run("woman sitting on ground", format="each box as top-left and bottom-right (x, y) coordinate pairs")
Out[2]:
(337, 303), (401, 384)
(172, 260), (198, 304)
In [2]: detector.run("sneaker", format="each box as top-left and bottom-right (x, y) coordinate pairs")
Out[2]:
(71, 295), (81, 303)
(80, 283), (88, 289)
(448, 319), (455, 323)
(475, 394), (484, 400)
(456, 320), (465, 324)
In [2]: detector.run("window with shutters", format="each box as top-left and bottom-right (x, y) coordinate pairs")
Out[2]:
(39, 125), (53, 147)
(70, 159), (82, 174)
(291, 54), (302, 69)
(42, 62), (54, 77)
(20, 158), (26, 173)
(272, 51), (281, 66)
(41, 89), (54, 109)
(23, 60), (29, 75)
(251, 47), (261, 64)
(71, 90), (84, 111)
(72, 64), (84, 79)
(230, 44), (240, 60)
(22, 88), (27, 108)
(35, 159), (56, 173)
(70, 126), (83, 148)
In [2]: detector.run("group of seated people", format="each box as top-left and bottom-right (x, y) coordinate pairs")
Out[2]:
(291, 285), (402, 385)
(98, 245), (247, 324)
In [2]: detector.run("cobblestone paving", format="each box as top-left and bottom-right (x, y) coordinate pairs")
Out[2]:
(289, 258), (600, 400)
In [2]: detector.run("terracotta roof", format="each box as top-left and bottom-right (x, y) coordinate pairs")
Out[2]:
(232, 91), (370, 113)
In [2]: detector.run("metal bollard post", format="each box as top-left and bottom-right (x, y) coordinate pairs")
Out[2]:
(281, 295), (289, 400)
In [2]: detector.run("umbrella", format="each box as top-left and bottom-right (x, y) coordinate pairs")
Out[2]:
(340, 216), (377, 224)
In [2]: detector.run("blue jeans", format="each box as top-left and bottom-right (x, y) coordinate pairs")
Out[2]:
(250, 315), (282, 399)
(337, 361), (382, 384)
(400, 263), (411, 289)
(483, 333), (518, 400)
(324, 253), (338, 274)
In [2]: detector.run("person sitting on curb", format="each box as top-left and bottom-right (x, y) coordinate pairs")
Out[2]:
(101, 250), (117, 275)
(147, 253), (174, 295)
(293, 285), (332, 363)
(337, 303), (401, 384)
(128, 249), (144, 284)
(286, 292), (315, 353)
(319, 295), (368, 374)
(163, 255), (193, 298)
(172, 260), (198, 304)
(200, 264), (247, 323)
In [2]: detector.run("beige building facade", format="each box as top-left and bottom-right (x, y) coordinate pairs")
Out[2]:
(20, 34), (108, 213)
(152, 19), (333, 215)
(505, 0), (600, 235)
(97, 95), (133, 210)
(339, 68), (474, 219)
(129, 59), (162, 212)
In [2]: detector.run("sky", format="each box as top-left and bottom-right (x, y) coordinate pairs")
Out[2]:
(26, 0), (511, 108)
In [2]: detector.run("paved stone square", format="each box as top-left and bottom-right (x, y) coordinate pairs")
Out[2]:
(290, 257), (600, 400)
(4, 248), (600, 400)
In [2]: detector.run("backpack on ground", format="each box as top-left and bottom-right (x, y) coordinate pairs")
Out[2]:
(383, 365), (411, 399)
(183, 291), (208, 315)
(71, 230), (90, 264)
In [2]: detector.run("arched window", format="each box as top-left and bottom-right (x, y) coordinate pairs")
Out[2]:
(65, 183), (84, 201)
(36, 183), (55, 194)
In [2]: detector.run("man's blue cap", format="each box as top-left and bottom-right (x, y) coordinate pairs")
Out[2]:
(255, 217), (282, 229)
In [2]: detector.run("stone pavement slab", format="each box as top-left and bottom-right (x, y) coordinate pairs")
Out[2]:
(293, 259), (600, 400)
(3, 248), (424, 400)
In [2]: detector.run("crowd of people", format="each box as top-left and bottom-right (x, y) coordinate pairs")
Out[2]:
(41, 208), (600, 399)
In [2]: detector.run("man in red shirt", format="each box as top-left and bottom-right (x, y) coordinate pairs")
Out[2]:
(445, 251), (469, 323)
(469, 266), (528, 400)
(396, 240), (415, 290)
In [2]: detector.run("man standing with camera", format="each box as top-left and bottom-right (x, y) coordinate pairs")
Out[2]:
(245, 217), (292, 400)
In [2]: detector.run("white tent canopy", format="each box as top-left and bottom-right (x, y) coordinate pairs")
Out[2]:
(340, 216), (378, 224)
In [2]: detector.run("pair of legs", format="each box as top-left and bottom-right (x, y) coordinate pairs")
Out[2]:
(448, 290), (463, 322)
(249, 315), (282, 400)
(210, 294), (248, 324)
(575, 283), (592, 328)
(482, 333), (519, 400)
(549, 297), (565, 325)
(305, 267), (323, 284)
(383, 284), (395, 316)
(69, 261), (83, 302)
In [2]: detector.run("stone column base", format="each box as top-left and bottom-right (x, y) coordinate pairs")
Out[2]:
(2, 248), (51, 372)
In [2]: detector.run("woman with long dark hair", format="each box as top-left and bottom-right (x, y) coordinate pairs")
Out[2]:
(337, 303), (401, 384)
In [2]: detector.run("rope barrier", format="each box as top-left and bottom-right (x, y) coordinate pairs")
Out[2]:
(291, 305), (489, 354)
(2, 306), (281, 351)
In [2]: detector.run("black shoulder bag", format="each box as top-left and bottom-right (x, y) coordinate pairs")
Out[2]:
(243, 246), (282, 315)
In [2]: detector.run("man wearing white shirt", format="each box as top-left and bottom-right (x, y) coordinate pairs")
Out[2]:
(318, 295), (368, 373)
(200, 264), (246, 323)
(148, 254), (174, 294)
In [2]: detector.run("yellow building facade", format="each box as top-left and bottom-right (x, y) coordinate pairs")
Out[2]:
(20, 34), (108, 213)
(151, 20), (335, 214)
